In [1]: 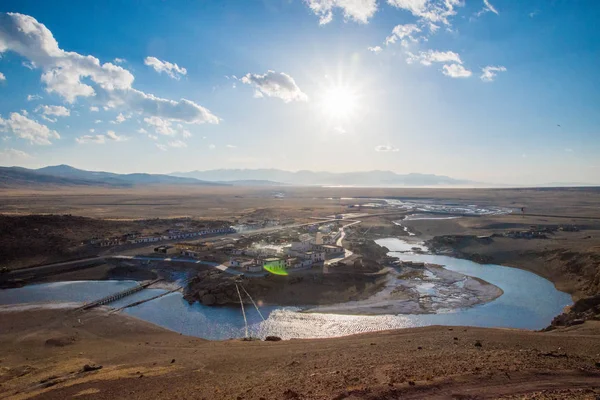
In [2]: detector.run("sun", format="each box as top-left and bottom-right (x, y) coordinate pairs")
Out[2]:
(320, 86), (358, 119)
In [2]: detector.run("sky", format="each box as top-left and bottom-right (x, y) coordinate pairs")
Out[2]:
(0, 0), (599, 185)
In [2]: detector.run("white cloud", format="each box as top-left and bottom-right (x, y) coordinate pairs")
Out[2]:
(156, 143), (168, 151)
(22, 61), (36, 70)
(106, 130), (126, 141)
(144, 56), (187, 80)
(76, 134), (105, 144)
(375, 145), (399, 152)
(182, 129), (192, 138)
(0, 111), (60, 145)
(387, 0), (428, 13)
(89, 128), (95, 133)
(0, 147), (32, 159)
(36, 104), (70, 117)
(94, 119), (102, 124)
(168, 139), (187, 148)
(111, 112), (127, 124)
(144, 116), (174, 135)
(208, 144), (216, 150)
(480, 65), (506, 82)
(137, 128), (148, 134)
(529, 10), (539, 18)
(241, 70), (308, 103)
(304, 0), (378, 24)
(333, 126), (346, 134)
(89, 106), (99, 112)
(0, 72), (5, 81)
(109, 88), (219, 124)
(442, 64), (472, 78)
(388, 0), (464, 28)
(0, 13), (218, 125)
(385, 24), (421, 45)
(27, 94), (42, 101)
(407, 50), (462, 66)
(226, 144), (237, 148)
(479, 0), (498, 15)
(0, 13), (133, 102)
(113, 58), (125, 64)
(367, 46), (382, 54)
(40, 115), (57, 123)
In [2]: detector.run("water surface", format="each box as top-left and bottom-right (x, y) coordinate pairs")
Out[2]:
(0, 238), (571, 339)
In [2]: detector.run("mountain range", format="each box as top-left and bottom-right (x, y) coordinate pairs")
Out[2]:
(0, 165), (224, 188)
(171, 169), (473, 186)
(0, 165), (474, 188)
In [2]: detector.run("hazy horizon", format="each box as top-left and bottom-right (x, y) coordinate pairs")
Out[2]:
(1, 1), (599, 185)
(3, 163), (599, 188)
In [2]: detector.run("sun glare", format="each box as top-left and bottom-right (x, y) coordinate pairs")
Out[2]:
(320, 86), (358, 119)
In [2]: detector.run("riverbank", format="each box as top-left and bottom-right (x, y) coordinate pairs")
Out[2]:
(393, 213), (600, 330)
(184, 267), (389, 307)
(2, 307), (600, 399)
(306, 263), (503, 315)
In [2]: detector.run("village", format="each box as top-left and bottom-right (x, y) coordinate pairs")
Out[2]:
(172, 221), (347, 274)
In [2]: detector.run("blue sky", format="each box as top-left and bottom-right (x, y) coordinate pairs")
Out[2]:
(0, 0), (599, 185)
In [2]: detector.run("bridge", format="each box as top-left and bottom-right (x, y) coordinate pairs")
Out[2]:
(75, 278), (163, 311)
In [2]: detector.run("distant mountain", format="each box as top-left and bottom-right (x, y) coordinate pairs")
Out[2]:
(214, 180), (286, 186)
(0, 166), (118, 188)
(0, 165), (226, 188)
(171, 169), (473, 187)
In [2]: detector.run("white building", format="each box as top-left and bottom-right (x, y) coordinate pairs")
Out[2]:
(228, 257), (254, 268)
(261, 257), (286, 269)
(285, 257), (298, 269)
(245, 263), (263, 273)
(181, 249), (199, 258)
(301, 251), (325, 262)
(316, 244), (344, 254)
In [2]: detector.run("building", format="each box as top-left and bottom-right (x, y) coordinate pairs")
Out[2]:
(319, 244), (344, 255)
(291, 240), (311, 251)
(315, 232), (324, 245)
(301, 251), (325, 262)
(245, 263), (263, 273)
(154, 245), (176, 254)
(228, 257), (254, 269)
(180, 249), (199, 258)
(261, 257), (285, 269)
(296, 259), (313, 268)
(321, 234), (335, 245)
(285, 257), (298, 268)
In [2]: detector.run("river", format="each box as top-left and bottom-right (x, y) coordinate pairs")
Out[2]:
(0, 238), (571, 340)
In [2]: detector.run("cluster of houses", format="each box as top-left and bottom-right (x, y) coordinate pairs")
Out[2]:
(230, 219), (290, 233)
(226, 231), (345, 273)
(90, 227), (235, 247)
(503, 230), (548, 239)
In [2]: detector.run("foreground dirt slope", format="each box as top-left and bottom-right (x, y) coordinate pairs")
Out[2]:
(2, 309), (600, 399)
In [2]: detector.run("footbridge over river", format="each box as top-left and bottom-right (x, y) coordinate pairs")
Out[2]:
(75, 278), (163, 311)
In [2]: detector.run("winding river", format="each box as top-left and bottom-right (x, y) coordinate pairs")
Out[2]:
(0, 238), (571, 340)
